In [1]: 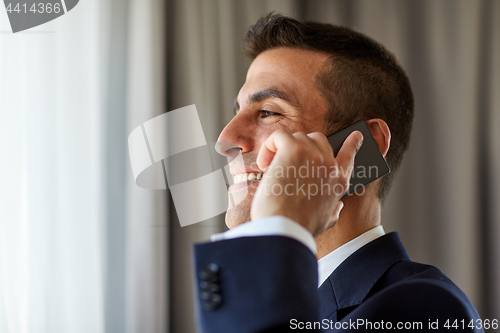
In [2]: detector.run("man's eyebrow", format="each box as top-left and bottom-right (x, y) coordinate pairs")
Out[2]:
(250, 88), (298, 107)
(233, 88), (299, 115)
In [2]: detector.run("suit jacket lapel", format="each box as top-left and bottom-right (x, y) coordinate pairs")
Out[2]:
(318, 276), (339, 321)
(318, 232), (411, 321)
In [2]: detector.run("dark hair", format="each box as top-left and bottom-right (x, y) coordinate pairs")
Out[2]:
(243, 13), (414, 204)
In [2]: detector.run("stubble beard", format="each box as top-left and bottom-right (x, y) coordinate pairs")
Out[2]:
(225, 182), (259, 229)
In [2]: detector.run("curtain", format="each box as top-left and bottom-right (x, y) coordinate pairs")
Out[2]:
(0, 0), (167, 332)
(167, 0), (500, 332)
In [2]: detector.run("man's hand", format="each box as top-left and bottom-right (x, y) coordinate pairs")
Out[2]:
(251, 130), (363, 237)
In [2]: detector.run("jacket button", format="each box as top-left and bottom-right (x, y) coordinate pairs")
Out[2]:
(200, 281), (220, 293)
(207, 284), (220, 293)
(199, 263), (219, 281)
(198, 263), (222, 311)
(199, 281), (210, 289)
(201, 293), (222, 311)
(200, 291), (211, 300)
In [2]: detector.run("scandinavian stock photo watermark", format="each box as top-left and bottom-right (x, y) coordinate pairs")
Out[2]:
(253, 161), (378, 199)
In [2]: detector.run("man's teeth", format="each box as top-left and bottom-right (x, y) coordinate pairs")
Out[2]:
(233, 172), (263, 184)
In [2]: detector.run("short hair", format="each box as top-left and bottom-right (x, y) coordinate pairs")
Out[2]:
(243, 13), (414, 204)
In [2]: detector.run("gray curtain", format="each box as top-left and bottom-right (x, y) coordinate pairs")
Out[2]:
(104, 0), (168, 332)
(166, 1), (500, 332)
(0, 0), (168, 332)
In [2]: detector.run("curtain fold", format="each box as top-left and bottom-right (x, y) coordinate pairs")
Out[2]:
(125, 0), (168, 332)
(0, 1), (105, 331)
(0, 0), (167, 332)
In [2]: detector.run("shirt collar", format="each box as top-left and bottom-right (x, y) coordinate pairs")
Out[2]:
(317, 225), (385, 287)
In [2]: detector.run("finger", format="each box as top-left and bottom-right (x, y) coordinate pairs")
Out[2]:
(293, 132), (333, 167)
(335, 131), (363, 171)
(292, 132), (317, 152)
(306, 132), (334, 161)
(256, 129), (295, 171)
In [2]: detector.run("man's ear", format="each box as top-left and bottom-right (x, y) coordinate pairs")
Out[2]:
(365, 119), (391, 157)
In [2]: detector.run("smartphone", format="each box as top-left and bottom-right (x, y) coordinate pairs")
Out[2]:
(327, 120), (390, 196)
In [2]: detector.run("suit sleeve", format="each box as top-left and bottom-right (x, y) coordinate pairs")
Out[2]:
(194, 236), (319, 333)
(193, 237), (483, 333)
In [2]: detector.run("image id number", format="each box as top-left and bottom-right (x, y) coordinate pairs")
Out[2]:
(6, 2), (62, 14)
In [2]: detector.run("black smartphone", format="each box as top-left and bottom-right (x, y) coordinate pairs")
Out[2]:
(327, 120), (390, 196)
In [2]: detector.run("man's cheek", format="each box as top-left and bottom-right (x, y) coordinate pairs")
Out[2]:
(254, 123), (289, 145)
(228, 183), (257, 208)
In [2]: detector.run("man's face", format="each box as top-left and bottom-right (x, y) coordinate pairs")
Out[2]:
(218, 47), (332, 229)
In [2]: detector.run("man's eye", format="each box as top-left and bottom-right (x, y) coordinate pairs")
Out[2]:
(260, 110), (280, 118)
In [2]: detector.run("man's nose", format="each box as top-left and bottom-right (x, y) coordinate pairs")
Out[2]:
(217, 114), (255, 156)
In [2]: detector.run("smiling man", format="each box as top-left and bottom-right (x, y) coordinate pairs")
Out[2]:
(194, 14), (482, 333)
(223, 47), (340, 232)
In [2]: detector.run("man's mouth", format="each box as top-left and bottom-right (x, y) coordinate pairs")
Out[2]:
(232, 172), (263, 184)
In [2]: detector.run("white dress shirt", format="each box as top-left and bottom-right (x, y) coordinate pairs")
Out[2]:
(210, 215), (385, 287)
(317, 225), (385, 287)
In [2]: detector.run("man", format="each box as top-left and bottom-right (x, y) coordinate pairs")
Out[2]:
(194, 14), (483, 332)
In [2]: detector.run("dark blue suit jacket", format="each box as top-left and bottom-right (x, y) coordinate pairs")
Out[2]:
(194, 232), (483, 332)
